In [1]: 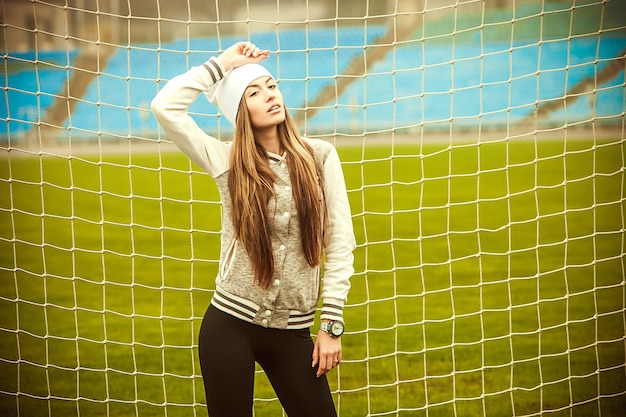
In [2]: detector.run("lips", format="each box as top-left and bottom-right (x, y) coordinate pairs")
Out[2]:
(268, 104), (281, 113)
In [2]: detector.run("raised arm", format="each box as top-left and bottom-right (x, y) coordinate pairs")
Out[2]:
(151, 42), (268, 176)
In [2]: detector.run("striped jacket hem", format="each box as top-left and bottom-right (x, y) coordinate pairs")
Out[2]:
(211, 288), (317, 330)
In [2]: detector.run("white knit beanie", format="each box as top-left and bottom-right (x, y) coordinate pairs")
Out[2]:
(205, 63), (273, 126)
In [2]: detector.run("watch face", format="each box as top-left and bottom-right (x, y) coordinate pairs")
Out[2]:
(331, 321), (344, 336)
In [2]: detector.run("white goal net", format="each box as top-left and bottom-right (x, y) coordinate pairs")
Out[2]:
(1, 0), (625, 416)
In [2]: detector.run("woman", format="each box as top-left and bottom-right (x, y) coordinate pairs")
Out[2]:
(151, 41), (356, 416)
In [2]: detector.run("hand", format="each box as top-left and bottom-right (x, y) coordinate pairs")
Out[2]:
(312, 329), (342, 378)
(218, 41), (269, 72)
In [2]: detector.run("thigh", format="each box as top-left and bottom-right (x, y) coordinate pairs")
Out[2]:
(198, 305), (256, 417)
(258, 328), (337, 417)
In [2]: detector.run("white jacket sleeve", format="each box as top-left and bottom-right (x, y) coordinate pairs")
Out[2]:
(151, 57), (230, 177)
(320, 145), (356, 323)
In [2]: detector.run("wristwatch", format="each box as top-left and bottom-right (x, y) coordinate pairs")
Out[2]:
(320, 320), (344, 338)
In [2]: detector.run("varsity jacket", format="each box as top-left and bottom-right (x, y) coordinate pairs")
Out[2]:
(151, 57), (356, 330)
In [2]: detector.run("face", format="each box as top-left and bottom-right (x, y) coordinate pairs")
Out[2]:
(243, 76), (285, 130)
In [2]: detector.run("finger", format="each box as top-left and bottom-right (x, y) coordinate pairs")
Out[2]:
(316, 354), (330, 378)
(312, 341), (319, 368)
(325, 355), (333, 369)
(237, 41), (250, 54)
(316, 362), (330, 378)
(324, 354), (335, 370)
(241, 42), (252, 56)
(252, 47), (267, 59)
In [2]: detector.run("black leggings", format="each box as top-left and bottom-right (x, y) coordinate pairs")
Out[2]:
(198, 304), (337, 417)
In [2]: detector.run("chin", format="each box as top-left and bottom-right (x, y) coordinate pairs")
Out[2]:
(270, 113), (286, 126)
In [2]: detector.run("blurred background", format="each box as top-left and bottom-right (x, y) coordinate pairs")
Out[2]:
(2, 0), (625, 146)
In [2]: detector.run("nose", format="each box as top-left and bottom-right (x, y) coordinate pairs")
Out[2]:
(264, 87), (276, 101)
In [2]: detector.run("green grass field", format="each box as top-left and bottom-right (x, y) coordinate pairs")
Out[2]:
(1, 137), (625, 416)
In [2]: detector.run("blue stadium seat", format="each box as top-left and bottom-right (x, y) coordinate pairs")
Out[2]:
(1, 27), (623, 141)
(1, 50), (78, 138)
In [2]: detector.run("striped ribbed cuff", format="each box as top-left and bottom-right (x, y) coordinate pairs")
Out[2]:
(202, 56), (225, 83)
(320, 298), (344, 323)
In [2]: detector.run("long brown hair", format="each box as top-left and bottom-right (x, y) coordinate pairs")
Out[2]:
(228, 100), (326, 289)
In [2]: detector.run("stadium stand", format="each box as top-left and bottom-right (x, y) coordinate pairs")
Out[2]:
(2, 24), (624, 141)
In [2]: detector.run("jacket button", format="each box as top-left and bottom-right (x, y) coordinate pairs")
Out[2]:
(262, 319), (268, 327)
(274, 279), (280, 286)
